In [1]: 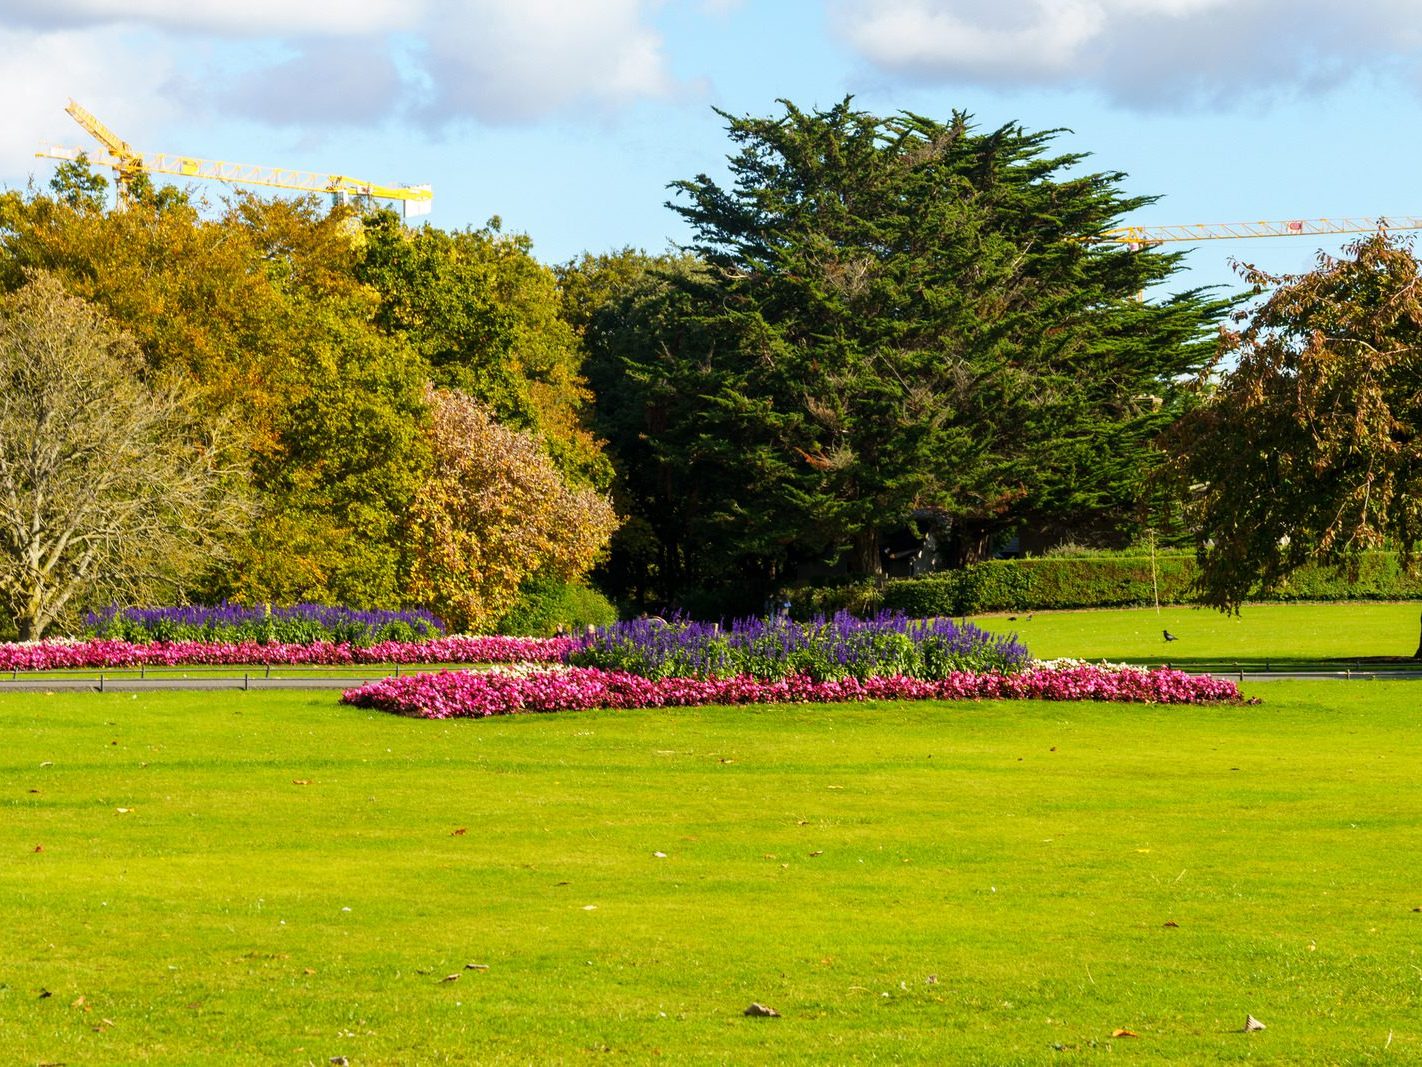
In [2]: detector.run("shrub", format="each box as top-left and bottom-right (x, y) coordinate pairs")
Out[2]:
(495, 578), (620, 636)
(872, 550), (1422, 616)
(786, 580), (884, 620)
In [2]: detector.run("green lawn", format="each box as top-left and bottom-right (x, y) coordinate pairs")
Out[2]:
(4, 680), (1422, 1064)
(971, 600), (1422, 673)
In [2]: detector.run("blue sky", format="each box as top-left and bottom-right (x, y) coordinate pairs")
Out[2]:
(4, 0), (1422, 298)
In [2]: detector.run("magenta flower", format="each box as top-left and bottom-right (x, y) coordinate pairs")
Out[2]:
(339, 664), (1244, 719)
(0, 635), (575, 672)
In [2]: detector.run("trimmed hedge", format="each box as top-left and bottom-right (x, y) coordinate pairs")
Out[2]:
(792, 551), (1422, 618)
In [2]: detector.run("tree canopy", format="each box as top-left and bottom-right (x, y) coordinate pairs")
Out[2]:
(1163, 233), (1422, 630)
(580, 99), (1228, 610)
(407, 387), (617, 632)
(0, 274), (248, 638)
(0, 161), (615, 633)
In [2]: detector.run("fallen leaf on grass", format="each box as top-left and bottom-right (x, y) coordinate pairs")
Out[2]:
(450, 827), (467, 836)
(292, 780), (312, 786)
(809, 850), (824, 857)
(1112, 1028), (1139, 1038)
(465, 963), (489, 971)
(115, 807), (132, 814)
(744, 1003), (780, 1017)
(1244, 1014), (1266, 1032)
(303, 968), (317, 976)
(33, 845), (43, 853)
(38, 989), (52, 999)
(1163, 920), (1180, 928)
(71, 995), (88, 1010)
(439, 974), (460, 983)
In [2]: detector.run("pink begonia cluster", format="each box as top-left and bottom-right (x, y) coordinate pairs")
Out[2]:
(340, 663), (1243, 719)
(0, 635), (575, 672)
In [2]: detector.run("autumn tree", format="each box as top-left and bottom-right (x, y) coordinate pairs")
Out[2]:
(1162, 232), (1422, 652)
(358, 213), (610, 487)
(407, 388), (617, 632)
(214, 198), (432, 608)
(0, 179), (436, 607)
(0, 274), (248, 638)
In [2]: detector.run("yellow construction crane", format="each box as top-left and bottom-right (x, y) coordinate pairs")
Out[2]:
(1098, 216), (1422, 246)
(37, 99), (432, 218)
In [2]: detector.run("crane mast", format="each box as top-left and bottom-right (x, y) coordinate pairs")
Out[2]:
(37, 100), (432, 217)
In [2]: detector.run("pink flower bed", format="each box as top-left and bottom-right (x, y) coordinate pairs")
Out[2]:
(0, 635), (575, 672)
(340, 664), (1243, 719)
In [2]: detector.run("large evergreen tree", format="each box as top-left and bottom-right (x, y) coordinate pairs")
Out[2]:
(585, 99), (1228, 606)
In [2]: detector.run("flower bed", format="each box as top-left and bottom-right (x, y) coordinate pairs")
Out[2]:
(570, 612), (1029, 681)
(0, 635), (574, 672)
(340, 663), (1244, 719)
(84, 603), (444, 646)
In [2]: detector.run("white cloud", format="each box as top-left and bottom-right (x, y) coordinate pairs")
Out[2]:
(0, 23), (178, 183)
(0, 0), (685, 132)
(225, 37), (408, 126)
(415, 0), (678, 123)
(0, 0), (413, 37)
(832, 0), (1422, 108)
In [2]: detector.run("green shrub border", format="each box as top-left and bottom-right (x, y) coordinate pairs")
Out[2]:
(788, 551), (1422, 618)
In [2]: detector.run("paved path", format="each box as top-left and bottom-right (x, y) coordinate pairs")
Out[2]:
(1, 668), (1420, 693)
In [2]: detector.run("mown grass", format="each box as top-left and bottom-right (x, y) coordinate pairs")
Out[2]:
(4, 681), (1422, 1064)
(971, 600), (1422, 673)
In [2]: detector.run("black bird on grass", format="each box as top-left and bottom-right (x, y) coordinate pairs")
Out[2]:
(1163, 629), (1180, 642)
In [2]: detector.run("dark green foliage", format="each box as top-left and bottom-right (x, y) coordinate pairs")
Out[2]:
(583, 99), (1228, 610)
(494, 577), (620, 636)
(871, 551), (1422, 616)
(784, 580), (885, 620)
(48, 155), (109, 212)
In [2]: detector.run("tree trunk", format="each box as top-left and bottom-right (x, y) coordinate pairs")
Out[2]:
(946, 523), (996, 569)
(1415, 610), (1422, 660)
(849, 528), (883, 577)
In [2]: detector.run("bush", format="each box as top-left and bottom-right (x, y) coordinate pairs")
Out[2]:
(495, 578), (619, 636)
(875, 550), (1422, 616)
(786, 580), (884, 620)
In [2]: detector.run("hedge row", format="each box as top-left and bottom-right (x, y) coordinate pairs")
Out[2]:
(789, 552), (1422, 618)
